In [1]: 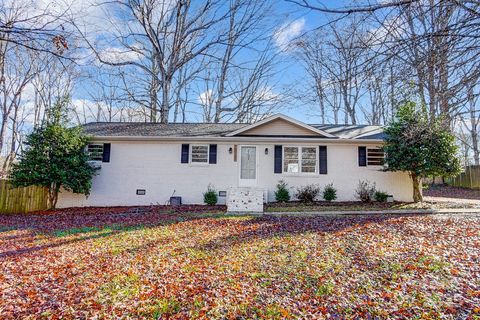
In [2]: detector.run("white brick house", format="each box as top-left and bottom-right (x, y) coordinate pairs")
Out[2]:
(57, 114), (413, 208)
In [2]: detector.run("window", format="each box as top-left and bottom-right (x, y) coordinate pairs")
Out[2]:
(87, 144), (104, 161)
(284, 147), (299, 173)
(301, 147), (317, 173)
(367, 148), (385, 166)
(283, 146), (317, 173)
(191, 145), (209, 163)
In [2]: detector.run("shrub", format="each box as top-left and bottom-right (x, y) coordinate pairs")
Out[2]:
(296, 184), (321, 203)
(203, 185), (218, 205)
(9, 97), (98, 209)
(275, 180), (291, 202)
(354, 180), (376, 203)
(374, 191), (389, 202)
(322, 183), (337, 202)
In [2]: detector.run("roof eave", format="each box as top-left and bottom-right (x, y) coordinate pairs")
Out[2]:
(88, 135), (384, 143)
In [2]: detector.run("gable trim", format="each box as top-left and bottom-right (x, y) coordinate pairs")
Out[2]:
(225, 114), (337, 138)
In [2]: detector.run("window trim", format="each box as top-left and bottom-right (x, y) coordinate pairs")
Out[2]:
(189, 144), (210, 165)
(282, 145), (318, 175)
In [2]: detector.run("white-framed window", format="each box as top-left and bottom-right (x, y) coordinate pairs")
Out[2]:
(283, 146), (317, 174)
(190, 144), (209, 163)
(87, 144), (104, 161)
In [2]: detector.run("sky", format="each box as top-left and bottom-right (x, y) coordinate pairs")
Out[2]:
(47, 0), (349, 124)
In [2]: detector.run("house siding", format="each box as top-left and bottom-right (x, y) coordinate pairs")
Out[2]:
(238, 118), (321, 136)
(57, 140), (413, 208)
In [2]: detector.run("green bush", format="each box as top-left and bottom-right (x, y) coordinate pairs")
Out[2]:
(322, 183), (337, 202)
(354, 180), (376, 203)
(203, 185), (218, 205)
(295, 184), (320, 203)
(275, 180), (290, 202)
(9, 97), (98, 209)
(374, 191), (389, 202)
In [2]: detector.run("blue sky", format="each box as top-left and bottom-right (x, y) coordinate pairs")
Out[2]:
(70, 0), (350, 124)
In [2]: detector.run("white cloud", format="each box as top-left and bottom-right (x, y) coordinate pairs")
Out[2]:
(254, 86), (281, 102)
(273, 18), (306, 52)
(198, 89), (214, 106)
(99, 46), (143, 64)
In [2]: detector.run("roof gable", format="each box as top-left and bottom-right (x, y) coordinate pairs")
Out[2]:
(225, 114), (336, 138)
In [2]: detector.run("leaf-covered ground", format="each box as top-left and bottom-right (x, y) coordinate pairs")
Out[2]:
(0, 209), (479, 319)
(424, 185), (480, 200)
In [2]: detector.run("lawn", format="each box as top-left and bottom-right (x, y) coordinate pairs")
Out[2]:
(0, 208), (479, 319)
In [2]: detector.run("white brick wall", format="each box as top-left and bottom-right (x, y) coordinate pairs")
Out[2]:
(227, 188), (264, 212)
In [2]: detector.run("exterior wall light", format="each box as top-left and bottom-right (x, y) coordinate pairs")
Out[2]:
(228, 147), (233, 154)
(265, 147), (269, 155)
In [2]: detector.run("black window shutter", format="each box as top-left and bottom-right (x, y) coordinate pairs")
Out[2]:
(102, 143), (111, 163)
(181, 144), (189, 163)
(274, 145), (282, 173)
(209, 144), (217, 164)
(319, 146), (327, 174)
(358, 146), (367, 167)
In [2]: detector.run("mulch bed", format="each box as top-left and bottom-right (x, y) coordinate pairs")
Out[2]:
(265, 201), (409, 212)
(266, 201), (405, 208)
(30, 204), (227, 215)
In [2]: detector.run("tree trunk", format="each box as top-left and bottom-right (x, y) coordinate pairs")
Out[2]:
(410, 173), (423, 202)
(48, 183), (59, 209)
(160, 80), (170, 124)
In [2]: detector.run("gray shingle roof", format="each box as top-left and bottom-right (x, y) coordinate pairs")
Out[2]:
(82, 122), (385, 140)
(310, 124), (385, 140)
(82, 122), (248, 137)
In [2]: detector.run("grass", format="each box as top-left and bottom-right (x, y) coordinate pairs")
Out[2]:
(0, 209), (479, 318)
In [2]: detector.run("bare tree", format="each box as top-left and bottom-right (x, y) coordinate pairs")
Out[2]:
(297, 18), (370, 125)
(82, 0), (234, 123)
(457, 84), (480, 165)
(286, 0), (419, 14)
(290, 0), (480, 127)
(0, 42), (35, 165)
(207, 0), (275, 123)
(0, 0), (73, 57)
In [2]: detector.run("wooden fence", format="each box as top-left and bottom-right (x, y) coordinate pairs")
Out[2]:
(448, 165), (480, 189)
(0, 180), (49, 214)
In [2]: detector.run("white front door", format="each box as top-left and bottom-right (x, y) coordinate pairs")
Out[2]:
(239, 146), (257, 187)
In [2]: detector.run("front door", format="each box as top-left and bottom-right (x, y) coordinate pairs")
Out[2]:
(239, 146), (257, 187)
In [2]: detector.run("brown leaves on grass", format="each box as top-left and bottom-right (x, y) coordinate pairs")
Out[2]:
(0, 208), (479, 319)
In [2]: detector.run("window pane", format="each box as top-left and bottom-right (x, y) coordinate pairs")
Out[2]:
(284, 147), (299, 172)
(284, 147), (298, 159)
(301, 147), (317, 173)
(367, 148), (385, 166)
(240, 146), (256, 179)
(191, 145), (208, 163)
(301, 166), (316, 173)
(87, 144), (103, 161)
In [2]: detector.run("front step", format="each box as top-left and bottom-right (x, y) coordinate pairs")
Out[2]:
(227, 187), (264, 213)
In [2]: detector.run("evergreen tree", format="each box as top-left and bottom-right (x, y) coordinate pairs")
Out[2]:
(10, 98), (98, 208)
(383, 102), (461, 202)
